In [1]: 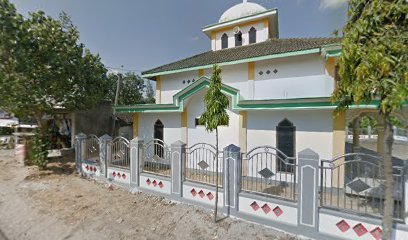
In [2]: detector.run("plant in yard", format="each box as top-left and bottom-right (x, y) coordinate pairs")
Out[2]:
(0, 0), (109, 152)
(29, 133), (50, 169)
(199, 64), (229, 222)
(332, 0), (408, 238)
(106, 72), (149, 105)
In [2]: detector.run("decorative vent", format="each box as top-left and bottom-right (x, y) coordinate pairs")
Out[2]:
(273, 206), (283, 217)
(261, 204), (271, 214)
(353, 223), (368, 237)
(250, 201), (260, 211)
(258, 71), (263, 75)
(336, 220), (350, 232)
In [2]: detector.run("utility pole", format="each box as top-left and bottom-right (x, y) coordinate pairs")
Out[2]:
(111, 73), (122, 137)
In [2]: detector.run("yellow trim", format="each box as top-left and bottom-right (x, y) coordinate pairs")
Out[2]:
(133, 113), (139, 137)
(239, 111), (247, 152)
(181, 107), (188, 127)
(198, 69), (205, 77)
(332, 111), (345, 186)
(156, 76), (161, 104)
(211, 32), (216, 40)
(248, 62), (255, 81)
(325, 57), (335, 78)
(263, 19), (269, 28)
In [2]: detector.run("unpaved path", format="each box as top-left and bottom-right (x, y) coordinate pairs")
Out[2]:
(0, 150), (297, 240)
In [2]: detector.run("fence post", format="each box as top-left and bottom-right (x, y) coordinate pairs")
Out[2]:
(404, 163), (408, 224)
(297, 148), (319, 232)
(223, 144), (241, 216)
(75, 133), (87, 173)
(99, 134), (112, 178)
(171, 140), (186, 199)
(130, 137), (144, 188)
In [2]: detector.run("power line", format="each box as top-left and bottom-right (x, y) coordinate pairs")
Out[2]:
(106, 66), (144, 73)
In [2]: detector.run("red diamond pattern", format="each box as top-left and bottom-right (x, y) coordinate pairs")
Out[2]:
(353, 223), (368, 237)
(122, 174), (126, 179)
(370, 227), (382, 240)
(86, 165), (89, 170)
(336, 220), (350, 232)
(191, 188), (197, 196)
(158, 181), (164, 188)
(261, 204), (271, 214)
(207, 192), (214, 200)
(152, 180), (157, 187)
(273, 206), (283, 217)
(93, 167), (97, 172)
(198, 190), (205, 198)
(112, 171), (116, 177)
(250, 201), (260, 211)
(146, 178), (151, 185)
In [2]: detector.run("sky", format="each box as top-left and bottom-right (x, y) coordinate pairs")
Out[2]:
(10, 0), (348, 74)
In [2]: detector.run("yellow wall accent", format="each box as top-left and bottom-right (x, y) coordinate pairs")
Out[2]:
(211, 32), (216, 40)
(332, 111), (346, 187)
(325, 57), (336, 78)
(239, 111), (247, 152)
(263, 19), (269, 28)
(181, 107), (188, 144)
(198, 69), (205, 77)
(248, 62), (255, 80)
(133, 113), (139, 137)
(155, 76), (161, 104)
(181, 107), (188, 127)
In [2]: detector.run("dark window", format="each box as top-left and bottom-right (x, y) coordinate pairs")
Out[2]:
(221, 33), (228, 49)
(235, 31), (242, 47)
(276, 119), (296, 173)
(154, 120), (164, 158)
(195, 117), (202, 127)
(249, 27), (256, 44)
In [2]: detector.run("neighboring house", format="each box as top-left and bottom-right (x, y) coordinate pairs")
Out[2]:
(114, 1), (407, 161)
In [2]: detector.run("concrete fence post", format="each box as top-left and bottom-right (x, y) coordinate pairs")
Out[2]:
(404, 163), (408, 224)
(171, 140), (186, 199)
(223, 144), (241, 216)
(130, 137), (144, 188)
(367, 126), (372, 139)
(297, 148), (319, 233)
(75, 133), (87, 173)
(99, 134), (112, 178)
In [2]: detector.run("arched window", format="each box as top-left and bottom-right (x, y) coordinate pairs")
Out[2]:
(276, 118), (296, 172)
(249, 27), (257, 44)
(235, 31), (242, 47)
(221, 33), (228, 49)
(154, 120), (164, 157)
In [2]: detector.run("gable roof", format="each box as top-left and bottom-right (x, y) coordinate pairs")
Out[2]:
(142, 37), (341, 77)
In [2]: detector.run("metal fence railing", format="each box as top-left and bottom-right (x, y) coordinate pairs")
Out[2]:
(108, 137), (130, 169)
(320, 153), (405, 220)
(85, 135), (100, 162)
(142, 139), (171, 177)
(185, 143), (223, 187)
(241, 146), (297, 201)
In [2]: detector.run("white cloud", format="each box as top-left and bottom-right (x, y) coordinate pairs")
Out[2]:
(319, 0), (348, 10)
(192, 36), (199, 41)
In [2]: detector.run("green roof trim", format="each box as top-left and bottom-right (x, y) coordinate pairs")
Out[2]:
(114, 77), (391, 113)
(142, 48), (321, 78)
(202, 8), (278, 31)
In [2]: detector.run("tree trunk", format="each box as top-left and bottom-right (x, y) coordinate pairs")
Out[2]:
(214, 127), (219, 223)
(380, 113), (394, 240)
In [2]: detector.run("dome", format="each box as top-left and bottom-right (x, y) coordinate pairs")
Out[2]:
(219, 2), (267, 23)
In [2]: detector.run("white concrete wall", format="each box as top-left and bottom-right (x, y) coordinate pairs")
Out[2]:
(247, 110), (334, 159)
(161, 71), (199, 104)
(254, 54), (334, 99)
(138, 113), (181, 145)
(187, 89), (240, 149)
(214, 22), (267, 50)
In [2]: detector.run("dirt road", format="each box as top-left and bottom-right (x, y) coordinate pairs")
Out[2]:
(0, 150), (296, 240)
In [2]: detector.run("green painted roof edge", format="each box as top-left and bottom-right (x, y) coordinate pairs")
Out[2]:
(141, 48), (321, 78)
(202, 8), (278, 31)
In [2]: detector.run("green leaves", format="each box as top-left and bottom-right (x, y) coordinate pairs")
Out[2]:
(0, 0), (108, 120)
(106, 72), (149, 105)
(199, 65), (230, 132)
(332, 0), (408, 115)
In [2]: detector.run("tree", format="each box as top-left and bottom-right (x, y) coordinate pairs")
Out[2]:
(145, 79), (156, 103)
(199, 65), (229, 222)
(106, 72), (146, 105)
(332, 1), (408, 238)
(0, 0), (108, 135)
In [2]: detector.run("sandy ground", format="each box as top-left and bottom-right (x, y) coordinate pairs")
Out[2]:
(0, 150), (297, 240)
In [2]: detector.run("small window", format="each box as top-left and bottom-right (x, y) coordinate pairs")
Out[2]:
(195, 117), (203, 127)
(249, 27), (256, 44)
(154, 120), (164, 157)
(276, 119), (296, 173)
(221, 33), (228, 49)
(235, 31), (242, 47)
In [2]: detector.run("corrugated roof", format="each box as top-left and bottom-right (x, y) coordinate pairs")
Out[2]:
(142, 37), (341, 76)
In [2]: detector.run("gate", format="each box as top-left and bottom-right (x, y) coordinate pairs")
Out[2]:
(143, 139), (171, 177)
(241, 146), (297, 201)
(185, 143), (223, 187)
(320, 153), (405, 220)
(85, 135), (100, 162)
(108, 137), (130, 169)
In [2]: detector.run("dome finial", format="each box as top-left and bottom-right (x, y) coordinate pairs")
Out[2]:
(243, 0), (248, 3)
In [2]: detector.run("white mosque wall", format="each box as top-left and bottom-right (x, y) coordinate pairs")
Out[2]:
(254, 54), (334, 100)
(247, 110), (334, 160)
(138, 113), (181, 145)
(186, 90), (240, 149)
(161, 71), (199, 104)
(213, 22), (267, 51)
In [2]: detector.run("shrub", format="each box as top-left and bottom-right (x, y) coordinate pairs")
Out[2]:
(30, 134), (49, 170)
